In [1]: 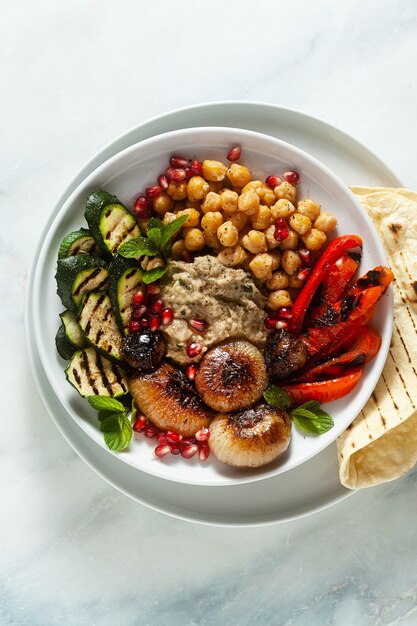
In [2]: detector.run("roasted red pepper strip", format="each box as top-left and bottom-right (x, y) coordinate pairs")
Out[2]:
(283, 367), (363, 404)
(347, 265), (394, 297)
(293, 326), (381, 382)
(306, 253), (359, 326)
(291, 235), (362, 336)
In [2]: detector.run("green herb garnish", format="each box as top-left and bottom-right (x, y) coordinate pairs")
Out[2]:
(88, 396), (132, 451)
(263, 385), (334, 435)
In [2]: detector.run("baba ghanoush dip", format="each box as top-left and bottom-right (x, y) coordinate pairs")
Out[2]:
(160, 255), (267, 363)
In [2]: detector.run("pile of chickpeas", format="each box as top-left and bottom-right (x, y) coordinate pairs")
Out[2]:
(147, 158), (337, 311)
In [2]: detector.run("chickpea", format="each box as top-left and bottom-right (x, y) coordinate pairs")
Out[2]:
(266, 271), (289, 291)
(274, 182), (297, 203)
(280, 229), (299, 251)
(242, 180), (263, 194)
(201, 211), (223, 232)
(208, 180), (224, 193)
(289, 274), (305, 289)
(153, 192), (174, 215)
(289, 212), (312, 235)
(147, 257), (165, 271)
(238, 189), (260, 216)
(297, 199), (321, 222)
(252, 205), (272, 230)
(187, 176), (210, 202)
(229, 211), (249, 231)
(264, 224), (281, 250)
(281, 250), (302, 275)
(237, 226), (251, 246)
(269, 250), (281, 270)
(162, 212), (177, 225)
(314, 211), (337, 233)
(241, 230), (268, 254)
(249, 253), (274, 281)
(217, 221), (239, 247)
(271, 199), (296, 220)
(202, 160), (227, 182)
(218, 245), (248, 267)
(184, 228), (205, 251)
(204, 230), (221, 249)
(220, 189), (239, 215)
(302, 228), (327, 251)
(167, 181), (188, 201)
(172, 239), (186, 260)
(201, 191), (222, 213)
(177, 208), (200, 228)
(227, 163), (252, 188)
(261, 185), (276, 207)
(267, 289), (293, 310)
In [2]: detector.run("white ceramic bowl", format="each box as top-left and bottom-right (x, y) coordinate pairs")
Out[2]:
(31, 126), (393, 486)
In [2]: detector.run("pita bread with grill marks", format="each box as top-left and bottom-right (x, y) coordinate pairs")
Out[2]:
(337, 187), (417, 489)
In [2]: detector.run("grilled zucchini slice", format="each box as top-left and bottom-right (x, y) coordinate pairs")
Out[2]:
(77, 292), (123, 361)
(59, 310), (88, 348)
(85, 190), (140, 257)
(55, 254), (109, 312)
(58, 228), (100, 259)
(55, 324), (77, 360)
(108, 255), (142, 334)
(65, 348), (128, 397)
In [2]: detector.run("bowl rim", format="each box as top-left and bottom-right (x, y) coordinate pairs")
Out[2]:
(30, 124), (393, 486)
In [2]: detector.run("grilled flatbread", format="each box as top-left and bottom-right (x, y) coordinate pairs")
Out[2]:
(337, 188), (417, 488)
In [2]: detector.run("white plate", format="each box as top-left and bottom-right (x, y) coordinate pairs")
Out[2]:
(32, 125), (392, 487)
(25, 102), (401, 524)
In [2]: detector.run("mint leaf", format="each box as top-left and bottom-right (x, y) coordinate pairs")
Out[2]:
(147, 228), (162, 249)
(88, 396), (125, 412)
(100, 413), (132, 451)
(148, 217), (164, 230)
(263, 385), (291, 410)
(118, 237), (158, 258)
(292, 401), (334, 435)
(160, 215), (188, 248)
(98, 409), (115, 422)
(143, 266), (168, 284)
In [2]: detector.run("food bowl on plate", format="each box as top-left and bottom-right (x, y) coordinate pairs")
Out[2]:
(31, 127), (393, 486)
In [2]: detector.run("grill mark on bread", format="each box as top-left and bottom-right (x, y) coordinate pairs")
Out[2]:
(389, 349), (416, 409)
(371, 391), (386, 427)
(382, 371), (398, 410)
(395, 326), (417, 378)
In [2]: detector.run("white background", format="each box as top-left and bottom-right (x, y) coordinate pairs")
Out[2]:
(2, 1), (417, 624)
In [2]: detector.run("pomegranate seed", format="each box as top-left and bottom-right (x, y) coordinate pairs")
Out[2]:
(170, 443), (181, 455)
(274, 217), (290, 241)
(132, 291), (145, 307)
(145, 424), (157, 438)
(154, 444), (171, 459)
(166, 167), (186, 182)
(165, 431), (181, 443)
(198, 444), (210, 462)
(129, 320), (141, 333)
(195, 428), (210, 442)
(134, 195), (151, 218)
(265, 175), (282, 188)
(186, 342), (202, 358)
(297, 268), (311, 282)
(189, 318), (208, 333)
(283, 170), (300, 185)
(158, 174), (169, 190)
(264, 316), (279, 330)
(277, 307), (293, 320)
(146, 185), (163, 199)
(132, 306), (146, 320)
(180, 437), (195, 448)
(189, 160), (202, 176)
(186, 364), (198, 380)
(227, 145), (241, 161)
(184, 167), (193, 180)
(170, 155), (190, 168)
(162, 307), (174, 325)
(276, 320), (289, 330)
(150, 315), (161, 331)
(181, 444), (198, 459)
(298, 248), (313, 267)
(157, 433), (168, 445)
(133, 415), (146, 432)
(139, 315), (150, 329)
(182, 250), (192, 262)
(150, 299), (164, 314)
(146, 284), (161, 296)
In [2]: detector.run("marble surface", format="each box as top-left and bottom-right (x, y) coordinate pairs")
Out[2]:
(2, 1), (417, 624)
